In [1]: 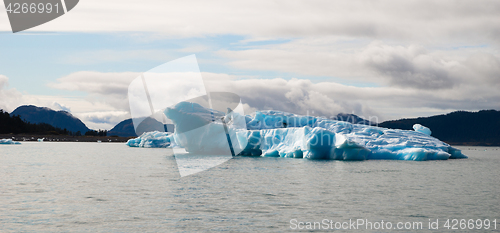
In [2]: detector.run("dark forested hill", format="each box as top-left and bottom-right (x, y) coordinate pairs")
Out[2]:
(11, 105), (90, 133)
(108, 119), (136, 137)
(0, 109), (72, 135)
(108, 117), (174, 137)
(379, 110), (500, 145)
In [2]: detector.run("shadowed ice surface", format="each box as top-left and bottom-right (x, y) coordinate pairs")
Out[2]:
(1, 143), (499, 232)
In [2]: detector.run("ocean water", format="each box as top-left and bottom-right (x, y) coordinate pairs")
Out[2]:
(1, 142), (499, 232)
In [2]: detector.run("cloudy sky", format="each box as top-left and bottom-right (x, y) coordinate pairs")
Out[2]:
(1, 0), (499, 130)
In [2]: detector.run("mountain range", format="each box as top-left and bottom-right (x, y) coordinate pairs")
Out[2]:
(3, 105), (499, 145)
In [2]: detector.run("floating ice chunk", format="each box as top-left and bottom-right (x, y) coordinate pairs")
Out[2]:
(0, 139), (20, 144)
(413, 124), (432, 136)
(127, 102), (467, 161)
(126, 131), (173, 148)
(241, 110), (466, 160)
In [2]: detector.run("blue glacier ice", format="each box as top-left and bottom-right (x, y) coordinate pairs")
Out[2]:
(413, 124), (432, 136)
(0, 139), (20, 144)
(127, 102), (467, 161)
(126, 131), (173, 148)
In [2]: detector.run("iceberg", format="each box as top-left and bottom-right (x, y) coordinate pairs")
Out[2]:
(126, 131), (173, 148)
(127, 102), (467, 161)
(238, 110), (466, 160)
(0, 139), (20, 144)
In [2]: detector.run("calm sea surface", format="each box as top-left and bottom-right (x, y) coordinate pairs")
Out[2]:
(1, 142), (499, 232)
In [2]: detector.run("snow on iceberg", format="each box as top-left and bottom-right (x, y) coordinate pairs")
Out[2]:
(0, 139), (20, 144)
(413, 124), (432, 136)
(127, 102), (467, 161)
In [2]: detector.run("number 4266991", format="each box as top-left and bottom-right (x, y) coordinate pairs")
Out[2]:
(443, 219), (497, 230)
(6, 2), (60, 14)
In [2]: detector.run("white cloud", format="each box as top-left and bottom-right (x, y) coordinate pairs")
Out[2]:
(202, 72), (500, 121)
(0, 75), (23, 112)
(219, 40), (500, 91)
(1, 0), (499, 45)
(51, 102), (71, 112)
(48, 71), (139, 95)
(48, 71), (140, 111)
(359, 42), (456, 89)
(74, 111), (131, 130)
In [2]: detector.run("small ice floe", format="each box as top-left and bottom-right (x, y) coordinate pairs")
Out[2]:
(126, 131), (172, 148)
(0, 139), (21, 144)
(37, 138), (44, 142)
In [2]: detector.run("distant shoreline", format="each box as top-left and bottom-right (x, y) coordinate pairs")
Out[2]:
(0, 134), (133, 143)
(2, 133), (499, 147)
(444, 141), (500, 147)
